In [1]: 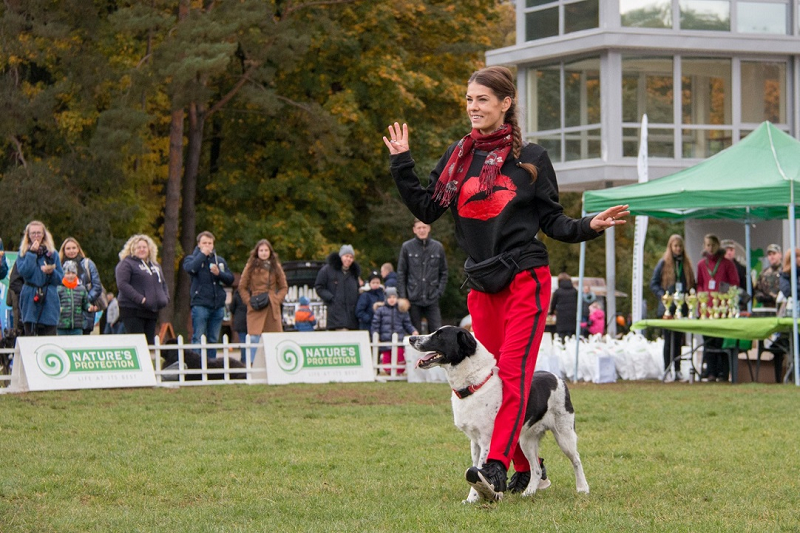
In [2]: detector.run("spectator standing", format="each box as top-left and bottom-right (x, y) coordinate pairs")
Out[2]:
(696, 234), (739, 382)
(381, 262), (398, 288)
(779, 248), (800, 310)
(384, 65), (626, 497)
(356, 271), (385, 333)
(397, 219), (448, 334)
(103, 293), (124, 334)
(115, 234), (170, 344)
(721, 239), (749, 310)
(754, 244), (783, 310)
(238, 239), (288, 355)
(57, 261), (94, 335)
(549, 272), (578, 340)
(371, 287), (417, 374)
(580, 284), (597, 337)
(0, 238), (7, 280)
(6, 262), (23, 336)
(315, 245), (362, 330)
(183, 231), (234, 358)
(59, 237), (103, 335)
(584, 301), (605, 336)
(294, 296), (317, 332)
(650, 234), (696, 377)
(17, 220), (63, 336)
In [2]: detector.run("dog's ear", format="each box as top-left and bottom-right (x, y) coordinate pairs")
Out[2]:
(457, 329), (477, 358)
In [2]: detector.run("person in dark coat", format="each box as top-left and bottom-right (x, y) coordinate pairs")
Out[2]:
(356, 271), (385, 333)
(371, 287), (417, 374)
(314, 245), (362, 330)
(115, 234), (169, 344)
(549, 273), (578, 340)
(381, 263), (398, 288)
(228, 276), (249, 362)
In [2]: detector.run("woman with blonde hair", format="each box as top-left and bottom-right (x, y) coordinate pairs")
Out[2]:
(650, 234), (696, 378)
(114, 234), (169, 344)
(18, 220), (63, 336)
(59, 237), (104, 335)
(238, 239), (288, 359)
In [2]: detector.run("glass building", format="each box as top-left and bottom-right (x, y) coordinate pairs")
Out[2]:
(487, 0), (800, 190)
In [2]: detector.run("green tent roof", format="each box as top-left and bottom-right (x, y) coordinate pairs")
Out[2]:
(583, 122), (800, 220)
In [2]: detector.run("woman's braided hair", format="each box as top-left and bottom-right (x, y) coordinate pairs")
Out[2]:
(468, 66), (538, 182)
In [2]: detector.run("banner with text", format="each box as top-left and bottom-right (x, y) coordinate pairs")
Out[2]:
(9, 334), (157, 392)
(260, 331), (374, 384)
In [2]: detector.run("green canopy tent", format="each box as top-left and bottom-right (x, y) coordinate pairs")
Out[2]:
(582, 121), (800, 385)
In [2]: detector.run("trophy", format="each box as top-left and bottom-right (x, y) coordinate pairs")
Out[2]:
(710, 291), (720, 319)
(685, 289), (698, 319)
(673, 291), (685, 319)
(728, 286), (740, 318)
(661, 292), (674, 319)
(698, 291), (710, 319)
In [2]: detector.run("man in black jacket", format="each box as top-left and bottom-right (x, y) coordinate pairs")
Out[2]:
(182, 231), (234, 358)
(315, 245), (362, 330)
(397, 219), (448, 334)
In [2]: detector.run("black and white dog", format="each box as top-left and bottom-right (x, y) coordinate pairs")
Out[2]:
(409, 326), (589, 503)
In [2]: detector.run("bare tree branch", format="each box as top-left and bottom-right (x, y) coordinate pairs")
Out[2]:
(8, 135), (27, 168)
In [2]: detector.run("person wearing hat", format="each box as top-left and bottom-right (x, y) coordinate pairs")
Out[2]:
(57, 260), (96, 335)
(754, 244), (783, 310)
(314, 244), (362, 330)
(356, 270), (385, 333)
(371, 286), (417, 374)
(294, 295), (317, 332)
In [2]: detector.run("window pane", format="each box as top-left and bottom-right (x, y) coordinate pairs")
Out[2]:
(741, 62), (786, 123)
(682, 129), (732, 157)
(679, 0), (730, 30)
(622, 57), (674, 124)
(526, 7), (559, 41)
(532, 135), (562, 161)
(620, 0), (672, 27)
(737, 2), (787, 33)
(682, 58), (731, 125)
(529, 66), (561, 131)
(565, 58), (601, 128)
(527, 0), (555, 6)
(623, 127), (675, 157)
(565, 129), (602, 161)
(565, 0), (599, 33)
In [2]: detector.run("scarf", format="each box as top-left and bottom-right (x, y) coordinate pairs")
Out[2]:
(63, 277), (79, 289)
(432, 124), (513, 207)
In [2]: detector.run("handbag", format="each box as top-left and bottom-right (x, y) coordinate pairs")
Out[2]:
(250, 292), (270, 310)
(462, 250), (522, 294)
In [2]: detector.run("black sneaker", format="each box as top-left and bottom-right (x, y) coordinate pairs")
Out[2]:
(508, 470), (531, 494)
(465, 460), (507, 501)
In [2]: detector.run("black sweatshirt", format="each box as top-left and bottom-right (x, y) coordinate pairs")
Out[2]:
(391, 142), (601, 271)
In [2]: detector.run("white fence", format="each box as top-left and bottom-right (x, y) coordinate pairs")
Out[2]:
(0, 332), (415, 388)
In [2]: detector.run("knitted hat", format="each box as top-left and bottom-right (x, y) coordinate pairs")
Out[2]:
(63, 260), (78, 273)
(368, 270), (381, 283)
(385, 287), (398, 298)
(767, 243), (782, 254)
(720, 239), (736, 249)
(339, 244), (355, 258)
(299, 296), (310, 306)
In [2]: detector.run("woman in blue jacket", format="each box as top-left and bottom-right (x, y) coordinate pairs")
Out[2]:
(17, 220), (63, 336)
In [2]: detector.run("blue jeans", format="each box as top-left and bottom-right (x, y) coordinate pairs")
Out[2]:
(191, 305), (225, 359)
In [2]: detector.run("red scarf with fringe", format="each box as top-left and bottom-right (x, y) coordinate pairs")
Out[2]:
(432, 124), (513, 207)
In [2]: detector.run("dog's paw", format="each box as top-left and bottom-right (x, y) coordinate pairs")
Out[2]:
(577, 484), (590, 494)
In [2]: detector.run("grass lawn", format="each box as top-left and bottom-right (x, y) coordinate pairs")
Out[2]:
(0, 380), (797, 532)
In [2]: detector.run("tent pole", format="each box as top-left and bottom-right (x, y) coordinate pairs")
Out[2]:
(790, 202), (799, 386)
(575, 224), (587, 383)
(745, 210), (753, 313)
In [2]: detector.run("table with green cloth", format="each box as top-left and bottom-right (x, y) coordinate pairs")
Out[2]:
(631, 318), (796, 382)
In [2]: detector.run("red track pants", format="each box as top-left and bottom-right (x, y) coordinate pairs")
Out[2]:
(467, 265), (551, 472)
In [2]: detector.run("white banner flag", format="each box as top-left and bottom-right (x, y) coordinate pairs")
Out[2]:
(632, 115), (649, 323)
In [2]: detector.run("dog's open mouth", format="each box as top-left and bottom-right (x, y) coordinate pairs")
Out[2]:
(416, 352), (444, 369)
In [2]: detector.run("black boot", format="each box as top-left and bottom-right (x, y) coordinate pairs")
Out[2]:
(466, 460), (507, 501)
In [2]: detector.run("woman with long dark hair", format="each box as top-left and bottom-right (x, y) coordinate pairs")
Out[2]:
(59, 237), (104, 335)
(650, 234), (696, 378)
(238, 239), (288, 351)
(384, 66), (628, 500)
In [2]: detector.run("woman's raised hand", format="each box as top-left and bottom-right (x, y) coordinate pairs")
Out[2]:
(383, 122), (410, 155)
(590, 205), (630, 231)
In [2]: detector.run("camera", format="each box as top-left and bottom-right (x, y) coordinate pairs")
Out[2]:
(33, 286), (45, 303)
(36, 243), (49, 257)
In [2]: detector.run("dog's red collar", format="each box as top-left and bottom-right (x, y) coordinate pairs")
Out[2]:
(453, 373), (493, 400)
